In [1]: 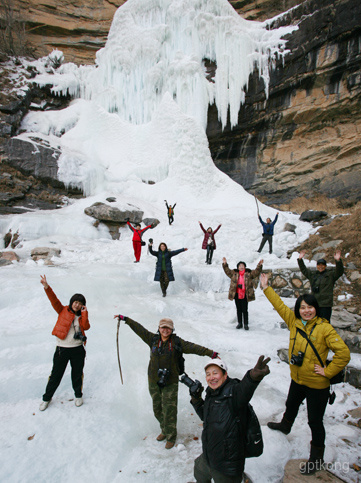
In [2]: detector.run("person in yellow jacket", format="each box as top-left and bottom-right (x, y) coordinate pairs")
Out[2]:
(259, 273), (350, 476)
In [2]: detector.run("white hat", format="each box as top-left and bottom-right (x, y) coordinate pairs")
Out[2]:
(204, 359), (228, 372)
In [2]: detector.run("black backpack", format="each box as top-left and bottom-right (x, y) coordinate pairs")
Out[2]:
(228, 386), (263, 458)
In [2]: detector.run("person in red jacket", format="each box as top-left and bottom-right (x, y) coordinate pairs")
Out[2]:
(39, 275), (90, 411)
(127, 220), (154, 262)
(199, 222), (221, 264)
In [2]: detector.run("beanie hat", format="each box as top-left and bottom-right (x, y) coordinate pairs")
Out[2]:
(158, 318), (174, 330)
(204, 359), (228, 372)
(317, 258), (327, 266)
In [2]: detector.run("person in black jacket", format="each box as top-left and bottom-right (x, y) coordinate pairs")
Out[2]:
(190, 356), (270, 482)
(149, 241), (188, 296)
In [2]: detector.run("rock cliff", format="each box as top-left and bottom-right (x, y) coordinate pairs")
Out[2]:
(208, 0), (361, 206)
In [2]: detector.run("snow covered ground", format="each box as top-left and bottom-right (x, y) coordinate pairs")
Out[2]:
(0, 0), (360, 481)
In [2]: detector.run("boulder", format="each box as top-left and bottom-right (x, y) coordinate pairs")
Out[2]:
(283, 459), (345, 482)
(277, 348), (289, 363)
(271, 275), (288, 289)
(84, 202), (143, 223)
(142, 218), (160, 227)
(0, 251), (19, 262)
(290, 277), (303, 289)
(31, 247), (61, 261)
(284, 223), (296, 233)
(299, 210), (328, 222)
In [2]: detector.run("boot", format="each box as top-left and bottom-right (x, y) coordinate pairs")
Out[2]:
(165, 441), (175, 449)
(236, 322), (243, 329)
(267, 415), (293, 435)
(156, 433), (166, 441)
(300, 443), (325, 475)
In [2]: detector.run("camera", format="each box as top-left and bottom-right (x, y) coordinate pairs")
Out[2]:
(180, 373), (204, 398)
(290, 351), (304, 366)
(238, 284), (243, 289)
(74, 331), (87, 343)
(157, 368), (170, 388)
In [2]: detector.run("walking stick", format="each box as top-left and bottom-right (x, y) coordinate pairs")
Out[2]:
(116, 318), (124, 385)
(254, 195), (260, 217)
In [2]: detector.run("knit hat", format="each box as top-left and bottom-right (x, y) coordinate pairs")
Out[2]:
(317, 258), (327, 266)
(158, 318), (174, 330)
(204, 359), (228, 372)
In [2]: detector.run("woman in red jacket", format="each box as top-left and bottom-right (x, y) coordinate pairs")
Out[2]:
(199, 222), (221, 264)
(127, 220), (153, 262)
(39, 275), (90, 411)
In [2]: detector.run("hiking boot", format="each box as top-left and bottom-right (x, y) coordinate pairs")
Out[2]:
(39, 400), (50, 411)
(75, 397), (83, 407)
(165, 441), (175, 449)
(156, 433), (166, 441)
(300, 443), (325, 475)
(236, 323), (243, 329)
(162, 290), (167, 297)
(244, 325), (249, 331)
(267, 415), (293, 435)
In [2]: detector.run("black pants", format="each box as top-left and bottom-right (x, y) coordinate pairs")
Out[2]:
(168, 215), (174, 225)
(43, 345), (86, 401)
(234, 295), (248, 327)
(194, 454), (244, 482)
(160, 270), (170, 294)
(284, 380), (329, 447)
(319, 307), (332, 322)
(258, 234), (273, 254)
(206, 246), (214, 263)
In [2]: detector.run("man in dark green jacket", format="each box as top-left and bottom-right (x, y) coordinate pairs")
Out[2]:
(114, 314), (218, 449)
(297, 250), (344, 322)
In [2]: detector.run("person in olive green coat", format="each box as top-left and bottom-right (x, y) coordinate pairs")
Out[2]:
(297, 250), (343, 322)
(260, 273), (350, 476)
(114, 314), (218, 449)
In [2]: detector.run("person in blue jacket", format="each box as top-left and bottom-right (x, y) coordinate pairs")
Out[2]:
(257, 212), (279, 254)
(149, 241), (188, 296)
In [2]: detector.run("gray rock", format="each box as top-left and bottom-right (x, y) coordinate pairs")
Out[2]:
(346, 366), (361, 389)
(322, 240), (343, 249)
(299, 210), (328, 222)
(277, 348), (289, 363)
(142, 218), (160, 227)
(0, 258), (12, 267)
(349, 271), (361, 281)
(283, 223), (296, 233)
(31, 247), (61, 261)
(84, 202), (143, 223)
(106, 197), (116, 203)
(280, 289), (294, 297)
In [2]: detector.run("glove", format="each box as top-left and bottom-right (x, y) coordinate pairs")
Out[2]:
(211, 352), (219, 359)
(250, 355), (271, 381)
(189, 380), (204, 399)
(115, 314), (125, 321)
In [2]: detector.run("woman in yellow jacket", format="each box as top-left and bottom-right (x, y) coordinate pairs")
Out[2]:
(259, 273), (350, 476)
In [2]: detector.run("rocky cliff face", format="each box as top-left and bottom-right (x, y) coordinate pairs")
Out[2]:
(208, 0), (361, 206)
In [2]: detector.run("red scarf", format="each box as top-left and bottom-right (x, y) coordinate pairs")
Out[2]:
(237, 270), (246, 299)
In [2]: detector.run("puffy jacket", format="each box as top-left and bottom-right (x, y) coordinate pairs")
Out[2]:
(191, 373), (259, 477)
(264, 287), (350, 389)
(259, 215), (278, 236)
(45, 286), (90, 340)
(127, 221), (152, 242)
(297, 258), (344, 307)
(125, 317), (214, 384)
(223, 262), (262, 301)
(149, 246), (185, 281)
(200, 223), (221, 250)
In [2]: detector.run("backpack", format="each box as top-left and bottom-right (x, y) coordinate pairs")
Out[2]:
(228, 386), (263, 458)
(151, 334), (185, 375)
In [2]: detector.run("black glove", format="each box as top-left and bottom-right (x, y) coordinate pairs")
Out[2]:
(250, 355), (270, 382)
(189, 380), (204, 399)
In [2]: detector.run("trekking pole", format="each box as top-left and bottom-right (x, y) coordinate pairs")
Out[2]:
(116, 318), (124, 385)
(254, 195), (260, 217)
